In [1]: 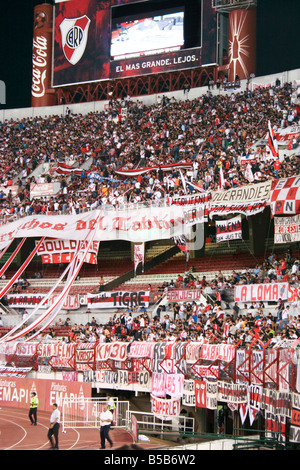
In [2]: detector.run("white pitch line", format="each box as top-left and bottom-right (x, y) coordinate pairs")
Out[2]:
(0, 417), (27, 450)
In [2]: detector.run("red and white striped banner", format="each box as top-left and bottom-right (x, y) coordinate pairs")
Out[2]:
(87, 290), (150, 309)
(115, 161), (193, 177)
(270, 176), (300, 216)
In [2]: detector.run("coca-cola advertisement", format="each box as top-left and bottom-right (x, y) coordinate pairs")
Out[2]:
(31, 3), (55, 107)
(52, 0), (217, 87)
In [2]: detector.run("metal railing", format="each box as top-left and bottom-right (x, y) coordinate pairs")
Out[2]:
(212, 0), (257, 11)
(125, 409), (194, 436)
(61, 397), (129, 433)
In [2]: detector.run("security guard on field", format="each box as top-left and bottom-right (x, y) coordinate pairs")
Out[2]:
(106, 395), (116, 425)
(29, 391), (39, 425)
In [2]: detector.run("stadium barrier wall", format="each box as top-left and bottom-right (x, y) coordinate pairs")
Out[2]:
(0, 376), (92, 412)
(1, 68), (300, 123)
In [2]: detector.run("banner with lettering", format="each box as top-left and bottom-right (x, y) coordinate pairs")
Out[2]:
(215, 215), (242, 243)
(274, 214), (300, 244)
(37, 342), (76, 370)
(7, 293), (80, 310)
(0, 366), (32, 377)
(36, 238), (100, 264)
(200, 344), (236, 363)
(0, 205), (203, 251)
(0, 376), (92, 411)
(151, 373), (184, 398)
(83, 369), (151, 393)
(290, 393), (300, 443)
(182, 380), (196, 407)
(210, 180), (272, 217)
(151, 394), (181, 420)
(235, 283), (289, 302)
(95, 342), (129, 362)
(270, 176), (300, 216)
(217, 381), (248, 404)
(265, 412), (286, 443)
(166, 290), (203, 302)
(128, 341), (156, 359)
(87, 290), (150, 309)
(75, 343), (96, 371)
(194, 380), (218, 410)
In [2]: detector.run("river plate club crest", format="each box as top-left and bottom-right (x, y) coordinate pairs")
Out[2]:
(60, 15), (90, 65)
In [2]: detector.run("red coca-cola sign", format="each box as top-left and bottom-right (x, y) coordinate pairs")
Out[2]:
(31, 4), (56, 107)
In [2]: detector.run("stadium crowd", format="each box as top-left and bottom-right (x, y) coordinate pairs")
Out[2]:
(1, 79), (300, 348)
(0, 80), (299, 218)
(48, 290), (300, 348)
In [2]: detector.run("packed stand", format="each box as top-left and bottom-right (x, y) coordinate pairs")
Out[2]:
(0, 81), (299, 219)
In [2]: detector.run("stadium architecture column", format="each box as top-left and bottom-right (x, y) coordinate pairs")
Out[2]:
(213, 0), (257, 82)
(31, 2), (56, 107)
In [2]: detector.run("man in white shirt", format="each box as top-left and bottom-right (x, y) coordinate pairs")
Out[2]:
(47, 403), (60, 450)
(100, 405), (113, 449)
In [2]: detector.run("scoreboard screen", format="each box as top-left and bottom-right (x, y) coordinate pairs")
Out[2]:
(52, 0), (217, 87)
(110, 8), (185, 60)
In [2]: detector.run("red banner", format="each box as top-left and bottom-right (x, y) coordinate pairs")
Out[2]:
(0, 376), (92, 411)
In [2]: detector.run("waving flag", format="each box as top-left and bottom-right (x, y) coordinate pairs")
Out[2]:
(268, 121), (279, 157)
(218, 165), (225, 190)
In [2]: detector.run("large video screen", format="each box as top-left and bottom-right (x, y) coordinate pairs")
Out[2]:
(52, 0), (217, 87)
(110, 9), (185, 60)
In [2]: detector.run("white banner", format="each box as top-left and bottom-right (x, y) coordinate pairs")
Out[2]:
(37, 342), (76, 370)
(210, 180), (272, 217)
(166, 290), (203, 302)
(84, 369), (151, 392)
(36, 238), (100, 264)
(0, 205), (204, 250)
(128, 341), (156, 359)
(185, 342), (202, 364)
(235, 283), (289, 302)
(7, 293), (80, 310)
(151, 394), (181, 419)
(200, 344), (236, 363)
(151, 373), (184, 398)
(218, 381), (248, 404)
(182, 380), (196, 407)
(215, 215), (242, 243)
(95, 342), (129, 362)
(30, 182), (60, 199)
(10, 341), (39, 357)
(87, 290), (150, 309)
(274, 215), (300, 244)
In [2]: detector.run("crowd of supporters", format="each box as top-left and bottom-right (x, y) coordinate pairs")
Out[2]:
(162, 249), (300, 292)
(0, 80), (299, 219)
(44, 291), (300, 347)
(32, 245), (299, 347)
(1, 78), (300, 347)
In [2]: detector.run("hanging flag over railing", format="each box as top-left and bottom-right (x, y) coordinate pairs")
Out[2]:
(0, 243), (81, 343)
(2, 212), (103, 343)
(0, 238), (25, 279)
(134, 243), (145, 276)
(173, 234), (189, 264)
(0, 237), (45, 301)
